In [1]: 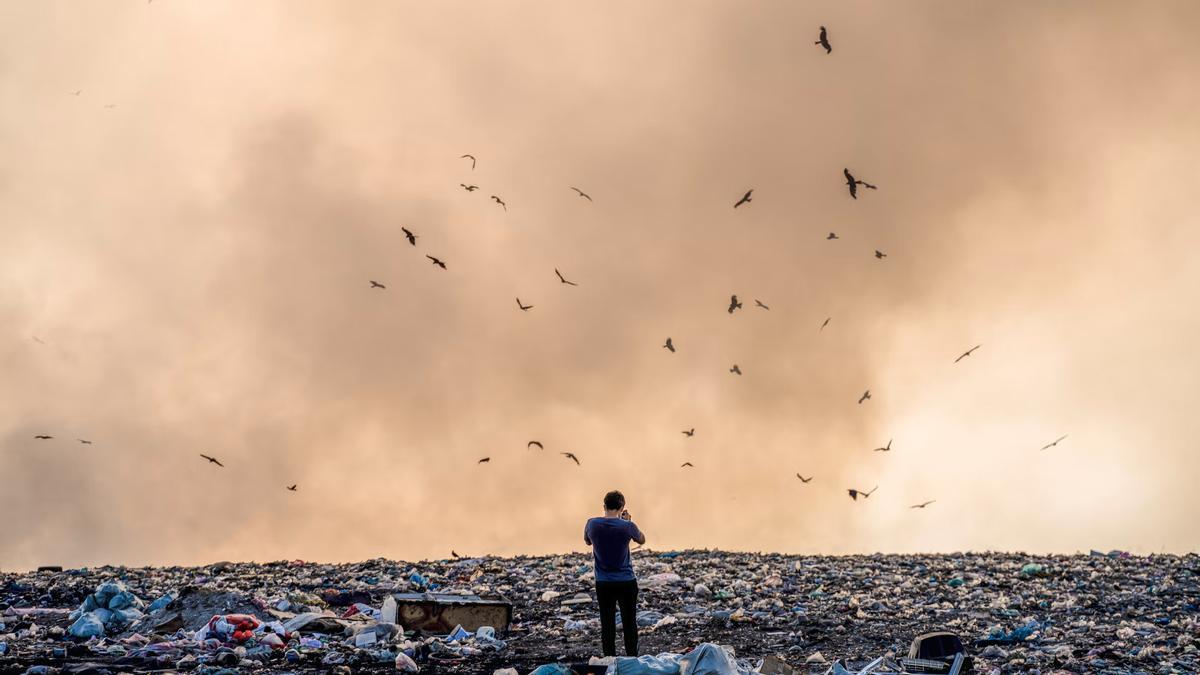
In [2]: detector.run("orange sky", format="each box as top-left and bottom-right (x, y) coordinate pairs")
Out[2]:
(2, 1), (1199, 570)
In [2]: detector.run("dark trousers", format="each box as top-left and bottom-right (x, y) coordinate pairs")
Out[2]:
(596, 579), (638, 656)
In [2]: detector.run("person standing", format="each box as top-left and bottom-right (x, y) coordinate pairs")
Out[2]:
(583, 490), (646, 657)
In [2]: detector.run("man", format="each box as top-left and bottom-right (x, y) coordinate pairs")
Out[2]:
(583, 490), (646, 657)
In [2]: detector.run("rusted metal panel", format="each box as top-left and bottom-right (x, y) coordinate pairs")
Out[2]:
(392, 593), (513, 633)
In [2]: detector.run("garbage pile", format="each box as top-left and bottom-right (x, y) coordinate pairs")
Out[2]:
(0, 550), (1196, 673)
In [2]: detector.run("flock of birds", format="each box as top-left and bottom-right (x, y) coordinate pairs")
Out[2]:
(28, 24), (1074, 521)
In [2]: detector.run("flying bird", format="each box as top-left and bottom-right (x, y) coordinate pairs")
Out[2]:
(733, 189), (753, 208)
(528, 441), (544, 450)
(491, 195), (506, 210)
(796, 474), (813, 483)
(847, 486), (877, 501)
(815, 26), (832, 54)
(858, 390), (871, 404)
(755, 299), (770, 310)
(827, 232), (839, 240)
(104, 104), (117, 109)
(681, 462), (694, 468)
(570, 187), (592, 201)
(874, 250), (887, 259)
(1039, 435), (1068, 451)
(516, 298), (533, 311)
(70, 90), (82, 96)
(460, 184), (479, 191)
(555, 268), (578, 286)
(32, 336), (47, 345)
(461, 154), (476, 170)
(561, 452), (580, 465)
(820, 317), (831, 331)
(873, 439), (892, 452)
(954, 345), (981, 363)
(728, 295), (742, 313)
(426, 255), (447, 269)
(844, 168), (877, 199)
(910, 500), (936, 509)
(663, 337), (675, 353)
(402, 227), (417, 246)
(287, 485), (297, 491)
(200, 454), (224, 467)
(33, 435), (53, 440)
(370, 280), (386, 289)
(682, 428), (695, 437)
(478, 457), (491, 464)
(77, 439), (92, 445)
(730, 364), (742, 375)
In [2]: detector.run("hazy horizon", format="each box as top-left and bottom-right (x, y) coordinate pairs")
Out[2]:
(3, 0), (1200, 571)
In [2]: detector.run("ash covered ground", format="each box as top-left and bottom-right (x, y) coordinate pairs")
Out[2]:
(2, 551), (1197, 674)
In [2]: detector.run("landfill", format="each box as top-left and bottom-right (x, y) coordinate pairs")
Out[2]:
(1, 550), (1197, 674)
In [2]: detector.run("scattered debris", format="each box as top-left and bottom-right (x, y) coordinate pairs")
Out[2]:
(0, 552), (1196, 673)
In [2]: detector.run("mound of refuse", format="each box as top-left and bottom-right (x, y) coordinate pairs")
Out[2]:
(0, 550), (1196, 673)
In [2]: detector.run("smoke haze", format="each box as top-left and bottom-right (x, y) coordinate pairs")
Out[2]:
(2, 1), (1199, 569)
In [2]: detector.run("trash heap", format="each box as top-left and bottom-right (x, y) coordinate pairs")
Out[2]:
(0, 550), (1196, 673)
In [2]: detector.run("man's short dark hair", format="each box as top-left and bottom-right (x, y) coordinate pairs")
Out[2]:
(604, 490), (625, 511)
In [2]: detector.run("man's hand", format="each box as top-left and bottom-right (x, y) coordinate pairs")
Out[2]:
(620, 509), (631, 521)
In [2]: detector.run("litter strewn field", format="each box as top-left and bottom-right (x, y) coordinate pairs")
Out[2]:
(2, 551), (1196, 673)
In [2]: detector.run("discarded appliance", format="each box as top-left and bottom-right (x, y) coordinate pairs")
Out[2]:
(902, 631), (973, 673)
(391, 593), (513, 633)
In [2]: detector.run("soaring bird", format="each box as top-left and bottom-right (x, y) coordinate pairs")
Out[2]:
(730, 364), (742, 375)
(528, 440), (544, 450)
(460, 184), (479, 191)
(733, 189), (753, 208)
(491, 195), (507, 210)
(681, 462), (694, 468)
(910, 500), (936, 509)
(570, 187), (592, 201)
(663, 337), (675, 353)
(287, 484), (297, 491)
(682, 428), (695, 437)
(402, 227), (418, 246)
(561, 452), (580, 465)
(478, 457), (491, 464)
(755, 299), (770, 310)
(426, 255), (447, 269)
(1039, 435), (1068, 451)
(728, 295), (743, 313)
(516, 298), (533, 311)
(858, 390), (871, 404)
(33, 435), (53, 440)
(555, 268), (578, 286)
(32, 336), (47, 345)
(847, 486), (877, 501)
(200, 454), (224, 467)
(461, 154), (476, 170)
(796, 474), (813, 483)
(873, 439), (892, 452)
(820, 317), (831, 331)
(874, 250), (887, 259)
(370, 280), (386, 289)
(954, 345), (981, 363)
(77, 439), (92, 445)
(827, 232), (839, 240)
(70, 89), (82, 96)
(815, 26), (832, 53)
(844, 168), (878, 199)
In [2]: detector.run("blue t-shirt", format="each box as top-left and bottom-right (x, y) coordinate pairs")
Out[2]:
(584, 517), (643, 582)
